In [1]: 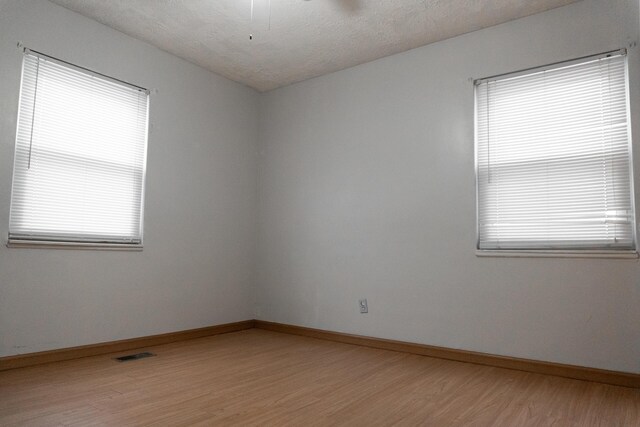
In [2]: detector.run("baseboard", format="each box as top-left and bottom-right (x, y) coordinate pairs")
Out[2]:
(0, 319), (255, 371)
(4, 319), (637, 388)
(254, 320), (640, 388)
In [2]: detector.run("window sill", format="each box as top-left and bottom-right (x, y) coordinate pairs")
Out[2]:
(476, 250), (638, 259)
(6, 240), (143, 251)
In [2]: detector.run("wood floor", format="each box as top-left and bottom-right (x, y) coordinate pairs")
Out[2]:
(0, 329), (638, 426)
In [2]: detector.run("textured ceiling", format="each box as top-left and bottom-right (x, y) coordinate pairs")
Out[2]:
(48, 0), (580, 92)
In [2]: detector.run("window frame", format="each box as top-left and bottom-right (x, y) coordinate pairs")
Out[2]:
(474, 49), (638, 259)
(7, 49), (150, 251)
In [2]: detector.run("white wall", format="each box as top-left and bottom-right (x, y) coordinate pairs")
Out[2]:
(256, 0), (640, 373)
(1, 0), (638, 375)
(0, 0), (258, 357)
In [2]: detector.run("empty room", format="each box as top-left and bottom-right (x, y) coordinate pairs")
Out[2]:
(0, 0), (639, 425)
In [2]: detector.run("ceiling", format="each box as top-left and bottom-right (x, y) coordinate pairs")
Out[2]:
(48, 0), (580, 92)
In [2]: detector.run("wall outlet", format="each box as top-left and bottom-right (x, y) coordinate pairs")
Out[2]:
(359, 298), (368, 313)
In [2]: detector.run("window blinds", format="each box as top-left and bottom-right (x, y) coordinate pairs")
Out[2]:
(9, 51), (149, 245)
(476, 51), (635, 251)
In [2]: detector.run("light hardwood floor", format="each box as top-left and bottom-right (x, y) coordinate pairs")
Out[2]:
(0, 329), (638, 426)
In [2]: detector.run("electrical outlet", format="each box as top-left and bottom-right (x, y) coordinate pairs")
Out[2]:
(359, 298), (368, 313)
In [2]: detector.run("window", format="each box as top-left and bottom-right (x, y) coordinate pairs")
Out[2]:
(8, 50), (149, 249)
(475, 50), (636, 255)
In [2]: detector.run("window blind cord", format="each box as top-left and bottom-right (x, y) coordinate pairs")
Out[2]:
(27, 58), (40, 170)
(597, 59), (608, 241)
(543, 70), (549, 244)
(606, 59), (617, 242)
(598, 58), (616, 242)
(486, 82), (491, 184)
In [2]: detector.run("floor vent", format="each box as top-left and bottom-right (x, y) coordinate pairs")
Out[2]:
(114, 352), (156, 362)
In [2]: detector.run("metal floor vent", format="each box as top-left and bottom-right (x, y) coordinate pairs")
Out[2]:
(114, 352), (156, 362)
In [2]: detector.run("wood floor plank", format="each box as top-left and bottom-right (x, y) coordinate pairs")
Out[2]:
(0, 329), (638, 426)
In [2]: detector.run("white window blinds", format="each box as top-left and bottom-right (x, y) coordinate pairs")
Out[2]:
(476, 51), (635, 251)
(9, 51), (149, 246)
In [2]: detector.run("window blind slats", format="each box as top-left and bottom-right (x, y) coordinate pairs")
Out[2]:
(475, 53), (635, 251)
(9, 53), (149, 245)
